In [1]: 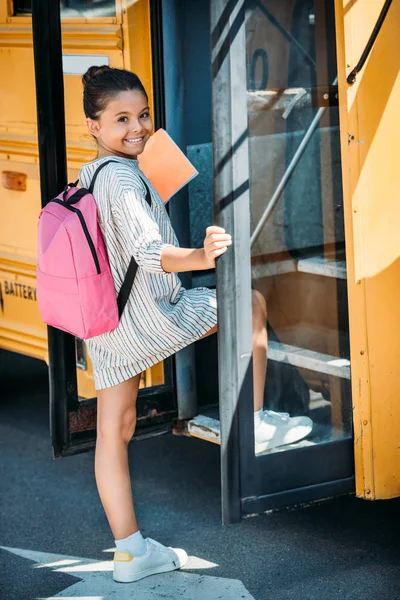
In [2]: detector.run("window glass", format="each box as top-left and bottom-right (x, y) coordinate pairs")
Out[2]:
(246, 0), (352, 456)
(14, 0), (116, 17)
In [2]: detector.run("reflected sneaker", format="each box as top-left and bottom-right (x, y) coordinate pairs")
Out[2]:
(255, 410), (313, 454)
(113, 537), (188, 583)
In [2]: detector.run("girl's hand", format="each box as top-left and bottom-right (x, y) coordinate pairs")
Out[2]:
(203, 226), (232, 268)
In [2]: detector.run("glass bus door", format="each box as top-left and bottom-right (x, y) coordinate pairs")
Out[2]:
(211, 0), (354, 522)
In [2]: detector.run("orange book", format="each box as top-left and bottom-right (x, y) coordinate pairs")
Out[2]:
(138, 128), (198, 203)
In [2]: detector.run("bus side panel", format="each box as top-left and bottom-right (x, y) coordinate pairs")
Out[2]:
(336, 0), (400, 499)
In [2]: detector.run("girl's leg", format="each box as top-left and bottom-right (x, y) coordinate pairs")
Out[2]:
(201, 289), (268, 412)
(251, 289), (268, 412)
(95, 374), (141, 540)
(201, 290), (312, 452)
(96, 375), (189, 583)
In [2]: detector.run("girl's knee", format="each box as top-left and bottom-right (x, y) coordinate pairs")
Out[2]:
(252, 289), (267, 324)
(97, 406), (137, 444)
(96, 376), (140, 443)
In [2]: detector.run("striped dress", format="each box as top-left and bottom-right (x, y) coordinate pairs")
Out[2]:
(79, 156), (217, 390)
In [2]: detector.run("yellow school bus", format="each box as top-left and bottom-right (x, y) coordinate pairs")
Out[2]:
(0, 0), (398, 522)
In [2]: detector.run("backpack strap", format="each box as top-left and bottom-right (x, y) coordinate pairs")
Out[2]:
(88, 159), (152, 206)
(117, 258), (139, 318)
(88, 159), (118, 194)
(116, 177), (153, 317)
(88, 159), (153, 318)
(139, 177), (152, 208)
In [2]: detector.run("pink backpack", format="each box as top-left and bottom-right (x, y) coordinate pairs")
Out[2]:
(36, 160), (151, 339)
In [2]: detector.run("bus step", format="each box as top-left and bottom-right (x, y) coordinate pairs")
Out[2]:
(187, 415), (221, 445)
(297, 256), (347, 279)
(185, 391), (337, 445)
(251, 254), (346, 280)
(269, 341), (350, 379)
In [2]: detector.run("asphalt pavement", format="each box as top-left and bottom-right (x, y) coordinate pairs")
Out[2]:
(1, 350), (400, 600)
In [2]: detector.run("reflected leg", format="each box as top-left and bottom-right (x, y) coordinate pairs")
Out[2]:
(201, 289), (268, 412)
(251, 289), (268, 412)
(200, 291), (312, 451)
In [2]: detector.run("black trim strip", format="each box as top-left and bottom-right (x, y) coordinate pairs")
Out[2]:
(149, 0), (166, 130)
(51, 198), (101, 274)
(241, 477), (355, 514)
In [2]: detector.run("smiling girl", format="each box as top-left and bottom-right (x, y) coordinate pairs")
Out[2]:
(79, 65), (312, 584)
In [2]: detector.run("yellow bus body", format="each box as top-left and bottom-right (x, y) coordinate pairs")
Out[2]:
(335, 0), (400, 499)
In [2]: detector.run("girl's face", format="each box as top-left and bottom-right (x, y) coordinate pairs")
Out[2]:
(87, 89), (153, 158)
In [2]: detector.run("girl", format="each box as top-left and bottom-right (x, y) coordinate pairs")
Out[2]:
(80, 65), (312, 584)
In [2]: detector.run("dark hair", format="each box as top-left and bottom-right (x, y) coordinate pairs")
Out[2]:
(82, 65), (148, 119)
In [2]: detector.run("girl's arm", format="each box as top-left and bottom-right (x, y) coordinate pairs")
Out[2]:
(161, 226), (232, 273)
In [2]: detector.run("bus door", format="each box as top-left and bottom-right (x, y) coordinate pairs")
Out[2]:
(28, 0), (177, 458)
(210, 0), (354, 522)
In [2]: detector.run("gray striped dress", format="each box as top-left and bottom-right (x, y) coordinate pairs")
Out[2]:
(79, 156), (217, 390)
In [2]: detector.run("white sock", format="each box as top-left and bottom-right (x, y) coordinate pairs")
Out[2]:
(254, 409), (263, 427)
(115, 530), (147, 557)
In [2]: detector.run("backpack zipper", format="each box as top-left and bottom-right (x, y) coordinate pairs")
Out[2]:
(51, 198), (101, 275)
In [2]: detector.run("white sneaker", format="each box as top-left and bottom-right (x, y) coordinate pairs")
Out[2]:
(255, 410), (313, 454)
(113, 537), (188, 583)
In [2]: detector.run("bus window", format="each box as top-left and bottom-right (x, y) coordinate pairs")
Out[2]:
(13, 0), (116, 17)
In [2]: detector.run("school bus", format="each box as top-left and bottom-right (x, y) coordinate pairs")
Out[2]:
(0, 0), (398, 523)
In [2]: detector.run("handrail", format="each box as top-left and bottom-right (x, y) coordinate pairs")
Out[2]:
(347, 0), (392, 85)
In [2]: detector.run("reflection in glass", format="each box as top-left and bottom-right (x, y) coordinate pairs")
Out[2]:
(75, 338), (87, 371)
(246, 0), (351, 455)
(14, 0), (116, 17)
